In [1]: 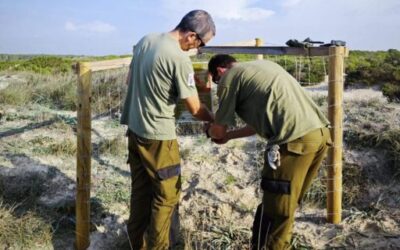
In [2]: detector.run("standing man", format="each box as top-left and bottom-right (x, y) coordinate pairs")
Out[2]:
(206, 54), (332, 250)
(121, 10), (215, 249)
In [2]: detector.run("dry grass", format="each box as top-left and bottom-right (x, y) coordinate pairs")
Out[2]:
(302, 172), (327, 207)
(96, 137), (126, 156)
(0, 73), (77, 110)
(0, 202), (52, 249)
(303, 160), (366, 208)
(344, 96), (400, 179)
(180, 202), (252, 249)
(29, 136), (76, 156)
(0, 69), (128, 114)
(91, 69), (128, 115)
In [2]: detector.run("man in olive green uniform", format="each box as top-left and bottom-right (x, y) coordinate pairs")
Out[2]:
(207, 54), (331, 250)
(121, 10), (215, 249)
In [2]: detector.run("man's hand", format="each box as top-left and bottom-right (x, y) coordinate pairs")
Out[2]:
(211, 136), (229, 145)
(208, 123), (229, 144)
(184, 96), (214, 122)
(208, 123), (227, 140)
(194, 74), (211, 92)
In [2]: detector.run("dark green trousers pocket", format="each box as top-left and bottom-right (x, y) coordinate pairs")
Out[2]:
(261, 178), (291, 217)
(261, 178), (290, 194)
(157, 164), (181, 180)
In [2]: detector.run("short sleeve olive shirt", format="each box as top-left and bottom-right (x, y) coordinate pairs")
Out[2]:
(215, 60), (329, 145)
(121, 33), (198, 140)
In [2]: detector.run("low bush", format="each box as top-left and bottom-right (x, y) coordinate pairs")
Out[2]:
(382, 83), (400, 102)
(346, 49), (400, 103)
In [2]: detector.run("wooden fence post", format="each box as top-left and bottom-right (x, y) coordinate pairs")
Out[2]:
(327, 46), (345, 224)
(255, 38), (263, 60)
(76, 62), (92, 249)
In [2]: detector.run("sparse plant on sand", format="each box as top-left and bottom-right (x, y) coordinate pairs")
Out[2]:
(96, 137), (126, 156)
(0, 202), (52, 249)
(224, 173), (237, 185)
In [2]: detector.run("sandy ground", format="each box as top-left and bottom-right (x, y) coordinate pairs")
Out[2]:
(0, 75), (399, 249)
(305, 81), (387, 101)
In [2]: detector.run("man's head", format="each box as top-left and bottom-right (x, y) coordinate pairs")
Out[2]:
(208, 54), (237, 84)
(175, 10), (216, 51)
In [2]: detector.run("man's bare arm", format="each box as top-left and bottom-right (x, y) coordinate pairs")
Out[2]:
(184, 95), (214, 122)
(209, 124), (256, 144)
(225, 125), (256, 140)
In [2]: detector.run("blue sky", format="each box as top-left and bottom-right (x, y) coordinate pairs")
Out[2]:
(1, 0), (399, 55)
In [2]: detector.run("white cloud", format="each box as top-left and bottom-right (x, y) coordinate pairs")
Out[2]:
(160, 0), (274, 21)
(281, 0), (303, 8)
(65, 21), (116, 33)
(211, 6), (274, 21)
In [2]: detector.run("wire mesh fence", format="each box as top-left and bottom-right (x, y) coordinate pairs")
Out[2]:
(84, 53), (344, 248)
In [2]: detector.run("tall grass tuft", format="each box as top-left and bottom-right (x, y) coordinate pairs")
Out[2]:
(0, 69), (128, 113)
(96, 137), (126, 156)
(91, 68), (128, 115)
(30, 136), (77, 156)
(0, 73), (77, 110)
(0, 202), (52, 249)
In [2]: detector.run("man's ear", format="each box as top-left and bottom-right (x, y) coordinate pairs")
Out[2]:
(187, 31), (197, 42)
(216, 66), (226, 75)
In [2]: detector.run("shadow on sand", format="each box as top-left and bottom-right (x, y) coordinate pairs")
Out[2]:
(0, 152), (116, 249)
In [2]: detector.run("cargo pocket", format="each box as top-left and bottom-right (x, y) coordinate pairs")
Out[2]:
(157, 164), (182, 198)
(326, 136), (333, 147)
(157, 164), (181, 180)
(136, 135), (153, 145)
(168, 140), (180, 164)
(287, 142), (320, 155)
(261, 178), (291, 217)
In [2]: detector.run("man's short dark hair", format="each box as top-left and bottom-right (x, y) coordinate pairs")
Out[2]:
(176, 10), (216, 42)
(208, 54), (237, 83)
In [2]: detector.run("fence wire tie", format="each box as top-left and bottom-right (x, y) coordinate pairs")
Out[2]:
(324, 162), (343, 166)
(328, 104), (343, 108)
(327, 80), (344, 83)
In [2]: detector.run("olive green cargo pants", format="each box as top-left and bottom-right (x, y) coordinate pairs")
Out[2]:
(127, 131), (181, 250)
(252, 127), (332, 250)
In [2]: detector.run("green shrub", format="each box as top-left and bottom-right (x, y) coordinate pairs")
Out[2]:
(382, 83), (400, 102)
(345, 49), (400, 93)
(276, 56), (326, 84)
(0, 56), (73, 74)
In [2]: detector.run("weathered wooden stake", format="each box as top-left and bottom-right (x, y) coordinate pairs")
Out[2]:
(327, 46), (345, 224)
(255, 38), (263, 60)
(76, 62), (92, 249)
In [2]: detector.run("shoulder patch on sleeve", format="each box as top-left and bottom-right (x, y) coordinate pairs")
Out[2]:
(187, 73), (195, 87)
